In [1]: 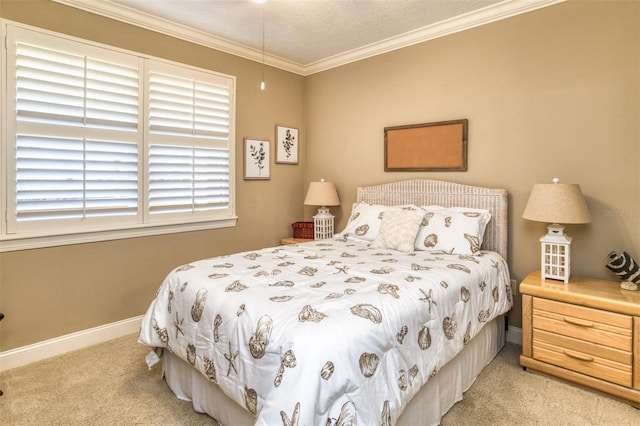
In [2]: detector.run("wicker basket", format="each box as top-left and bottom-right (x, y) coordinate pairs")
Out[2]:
(292, 221), (314, 239)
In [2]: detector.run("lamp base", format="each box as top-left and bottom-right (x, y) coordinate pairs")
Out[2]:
(313, 206), (334, 240)
(545, 224), (570, 240)
(540, 224), (572, 283)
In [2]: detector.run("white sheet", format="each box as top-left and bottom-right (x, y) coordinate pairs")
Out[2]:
(138, 239), (512, 425)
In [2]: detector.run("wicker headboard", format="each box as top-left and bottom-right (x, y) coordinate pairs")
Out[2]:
(356, 179), (508, 261)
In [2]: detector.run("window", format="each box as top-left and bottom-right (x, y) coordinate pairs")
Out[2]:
(1, 23), (236, 251)
(145, 64), (232, 219)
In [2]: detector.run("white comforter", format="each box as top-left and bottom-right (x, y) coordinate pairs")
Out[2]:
(138, 239), (512, 425)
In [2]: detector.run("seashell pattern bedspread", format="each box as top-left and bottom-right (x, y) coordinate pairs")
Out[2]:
(138, 239), (512, 425)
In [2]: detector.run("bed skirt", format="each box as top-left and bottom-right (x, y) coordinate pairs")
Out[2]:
(161, 315), (506, 426)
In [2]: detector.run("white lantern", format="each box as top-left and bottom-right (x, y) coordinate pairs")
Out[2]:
(540, 224), (571, 283)
(312, 207), (335, 240)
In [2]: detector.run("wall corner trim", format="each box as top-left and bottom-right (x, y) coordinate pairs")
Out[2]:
(506, 326), (523, 346)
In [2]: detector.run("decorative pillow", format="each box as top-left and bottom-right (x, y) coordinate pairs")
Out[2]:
(370, 209), (426, 252)
(414, 206), (491, 254)
(335, 203), (418, 242)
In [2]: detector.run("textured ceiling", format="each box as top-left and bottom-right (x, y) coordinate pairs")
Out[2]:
(57, 0), (563, 74)
(111, 0), (503, 65)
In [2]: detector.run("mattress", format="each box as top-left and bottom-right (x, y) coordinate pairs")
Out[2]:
(138, 238), (512, 425)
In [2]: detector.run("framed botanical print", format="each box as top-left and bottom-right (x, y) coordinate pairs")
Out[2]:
(275, 125), (299, 164)
(244, 138), (270, 179)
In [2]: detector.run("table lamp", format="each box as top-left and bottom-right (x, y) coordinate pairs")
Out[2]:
(304, 179), (340, 240)
(522, 178), (591, 283)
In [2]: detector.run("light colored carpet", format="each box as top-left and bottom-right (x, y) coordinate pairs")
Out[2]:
(0, 334), (638, 425)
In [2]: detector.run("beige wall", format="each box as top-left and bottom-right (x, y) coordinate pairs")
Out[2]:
(0, 0), (638, 350)
(305, 0), (640, 327)
(0, 0), (305, 350)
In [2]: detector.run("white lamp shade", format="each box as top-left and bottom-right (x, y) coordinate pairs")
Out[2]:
(522, 180), (591, 224)
(304, 180), (340, 207)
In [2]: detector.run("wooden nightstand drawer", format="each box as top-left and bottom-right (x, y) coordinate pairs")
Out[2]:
(533, 298), (632, 351)
(533, 329), (632, 366)
(520, 271), (640, 407)
(533, 337), (632, 387)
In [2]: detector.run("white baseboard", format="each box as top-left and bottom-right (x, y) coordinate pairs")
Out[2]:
(0, 315), (143, 372)
(506, 325), (522, 346)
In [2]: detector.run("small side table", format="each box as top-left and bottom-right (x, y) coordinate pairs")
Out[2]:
(520, 270), (640, 407)
(281, 238), (313, 245)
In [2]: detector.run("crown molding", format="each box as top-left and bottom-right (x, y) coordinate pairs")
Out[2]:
(52, 0), (304, 75)
(304, 0), (565, 75)
(53, 0), (564, 76)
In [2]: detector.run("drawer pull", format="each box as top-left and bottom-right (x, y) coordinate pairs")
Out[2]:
(563, 350), (594, 362)
(562, 317), (594, 328)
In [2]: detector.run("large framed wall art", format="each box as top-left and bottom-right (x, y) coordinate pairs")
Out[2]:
(384, 119), (468, 171)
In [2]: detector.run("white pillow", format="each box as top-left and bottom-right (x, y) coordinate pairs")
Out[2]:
(414, 206), (491, 254)
(370, 209), (426, 253)
(335, 203), (418, 242)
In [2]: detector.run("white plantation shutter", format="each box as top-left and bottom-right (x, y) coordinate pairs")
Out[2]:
(15, 136), (138, 222)
(7, 26), (142, 234)
(3, 24), (235, 244)
(15, 44), (86, 126)
(148, 145), (229, 214)
(146, 64), (233, 220)
(148, 73), (230, 140)
(15, 43), (139, 130)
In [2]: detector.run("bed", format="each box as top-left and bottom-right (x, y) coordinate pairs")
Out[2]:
(138, 179), (512, 426)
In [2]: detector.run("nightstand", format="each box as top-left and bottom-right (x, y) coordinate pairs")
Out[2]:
(281, 238), (313, 245)
(520, 270), (640, 407)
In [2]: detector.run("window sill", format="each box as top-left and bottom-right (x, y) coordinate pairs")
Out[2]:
(0, 217), (238, 252)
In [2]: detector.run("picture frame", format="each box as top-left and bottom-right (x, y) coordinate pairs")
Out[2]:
(384, 119), (468, 171)
(243, 138), (270, 180)
(275, 125), (299, 164)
